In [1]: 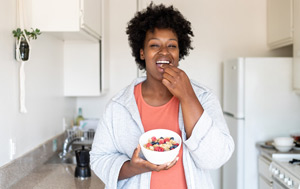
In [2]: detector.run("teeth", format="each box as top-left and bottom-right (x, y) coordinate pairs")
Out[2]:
(156, 60), (170, 64)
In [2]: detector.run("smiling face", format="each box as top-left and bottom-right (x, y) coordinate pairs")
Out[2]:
(140, 28), (179, 81)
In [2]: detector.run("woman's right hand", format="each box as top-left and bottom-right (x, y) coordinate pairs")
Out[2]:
(118, 145), (179, 180)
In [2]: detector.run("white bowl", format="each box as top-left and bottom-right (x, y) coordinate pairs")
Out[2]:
(139, 129), (182, 165)
(273, 143), (295, 152)
(273, 137), (294, 146)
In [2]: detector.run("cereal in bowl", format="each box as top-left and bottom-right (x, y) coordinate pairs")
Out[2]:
(144, 136), (179, 152)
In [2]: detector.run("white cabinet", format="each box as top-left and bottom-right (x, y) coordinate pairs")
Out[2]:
(267, 0), (293, 49)
(293, 0), (300, 92)
(64, 40), (108, 96)
(25, 0), (101, 41)
(23, 0), (107, 96)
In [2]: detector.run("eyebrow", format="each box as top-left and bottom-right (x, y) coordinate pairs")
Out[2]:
(148, 38), (178, 42)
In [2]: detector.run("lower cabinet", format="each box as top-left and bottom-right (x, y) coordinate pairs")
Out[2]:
(258, 156), (273, 189)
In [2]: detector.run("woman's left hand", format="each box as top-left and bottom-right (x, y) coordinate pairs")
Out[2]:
(161, 64), (194, 101)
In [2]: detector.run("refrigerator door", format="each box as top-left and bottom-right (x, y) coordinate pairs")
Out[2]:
(223, 58), (244, 118)
(222, 114), (244, 189)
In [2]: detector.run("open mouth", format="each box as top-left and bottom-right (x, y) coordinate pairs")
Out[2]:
(156, 60), (170, 64)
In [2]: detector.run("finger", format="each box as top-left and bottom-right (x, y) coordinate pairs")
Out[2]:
(162, 78), (172, 90)
(162, 157), (179, 170)
(150, 162), (170, 172)
(132, 144), (141, 159)
(167, 156), (179, 169)
(162, 64), (179, 76)
(162, 71), (175, 83)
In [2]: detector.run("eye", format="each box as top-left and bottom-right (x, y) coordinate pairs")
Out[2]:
(150, 44), (160, 48)
(168, 44), (177, 48)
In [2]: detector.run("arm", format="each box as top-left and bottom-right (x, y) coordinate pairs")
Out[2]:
(161, 64), (203, 138)
(162, 64), (234, 169)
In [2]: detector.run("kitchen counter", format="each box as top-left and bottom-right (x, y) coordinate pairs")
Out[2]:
(257, 142), (300, 160)
(10, 163), (105, 189)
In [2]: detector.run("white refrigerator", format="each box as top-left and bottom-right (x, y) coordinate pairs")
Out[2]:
(222, 57), (300, 189)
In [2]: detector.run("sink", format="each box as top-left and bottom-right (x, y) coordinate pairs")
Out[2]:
(46, 152), (77, 165)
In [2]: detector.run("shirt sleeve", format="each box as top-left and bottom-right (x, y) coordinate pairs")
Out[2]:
(183, 91), (235, 170)
(90, 104), (130, 189)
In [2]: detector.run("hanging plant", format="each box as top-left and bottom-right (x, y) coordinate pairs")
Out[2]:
(12, 28), (41, 61)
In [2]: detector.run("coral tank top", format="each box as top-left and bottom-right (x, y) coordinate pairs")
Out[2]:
(134, 83), (187, 189)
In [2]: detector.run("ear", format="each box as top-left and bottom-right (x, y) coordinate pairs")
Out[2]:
(140, 49), (145, 60)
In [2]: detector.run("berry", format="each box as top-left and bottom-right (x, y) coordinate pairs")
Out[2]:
(151, 137), (157, 142)
(164, 138), (170, 143)
(174, 143), (179, 146)
(159, 139), (164, 144)
(170, 137), (174, 140)
(146, 143), (152, 148)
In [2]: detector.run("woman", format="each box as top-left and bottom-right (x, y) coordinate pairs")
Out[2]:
(90, 3), (234, 189)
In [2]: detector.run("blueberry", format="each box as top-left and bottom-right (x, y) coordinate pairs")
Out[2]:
(170, 137), (174, 140)
(160, 137), (164, 139)
(151, 142), (156, 145)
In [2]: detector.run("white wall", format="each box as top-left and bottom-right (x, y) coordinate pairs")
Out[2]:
(0, 0), (76, 166)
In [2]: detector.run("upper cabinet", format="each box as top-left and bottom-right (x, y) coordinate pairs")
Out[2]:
(24, 0), (101, 41)
(293, 0), (300, 92)
(267, 0), (293, 49)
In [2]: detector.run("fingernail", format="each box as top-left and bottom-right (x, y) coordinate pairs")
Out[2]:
(176, 157), (179, 161)
(167, 162), (171, 166)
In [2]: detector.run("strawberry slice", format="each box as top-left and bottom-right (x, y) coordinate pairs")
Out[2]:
(146, 143), (152, 148)
(159, 139), (164, 144)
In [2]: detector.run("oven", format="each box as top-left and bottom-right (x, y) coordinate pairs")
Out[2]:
(272, 176), (292, 189)
(270, 154), (300, 189)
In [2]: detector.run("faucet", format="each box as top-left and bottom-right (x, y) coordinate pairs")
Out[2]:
(59, 137), (83, 158)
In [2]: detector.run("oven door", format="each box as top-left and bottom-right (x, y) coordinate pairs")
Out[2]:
(272, 176), (288, 189)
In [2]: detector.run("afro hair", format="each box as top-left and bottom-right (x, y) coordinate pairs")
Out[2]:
(126, 3), (194, 70)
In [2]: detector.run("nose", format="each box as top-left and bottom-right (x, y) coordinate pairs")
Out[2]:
(159, 46), (169, 55)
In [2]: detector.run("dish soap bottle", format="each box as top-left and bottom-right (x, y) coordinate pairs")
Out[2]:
(75, 107), (84, 126)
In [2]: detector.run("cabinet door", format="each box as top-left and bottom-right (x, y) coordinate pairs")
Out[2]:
(267, 0), (293, 49)
(293, 0), (300, 92)
(25, 0), (101, 41)
(81, 0), (102, 39)
(64, 41), (101, 96)
(30, 0), (80, 32)
(259, 177), (272, 189)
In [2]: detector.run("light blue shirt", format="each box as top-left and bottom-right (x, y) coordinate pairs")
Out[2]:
(90, 77), (234, 189)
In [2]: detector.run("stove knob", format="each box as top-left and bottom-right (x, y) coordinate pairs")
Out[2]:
(279, 173), (284, 179)
(284, 177), (289, 183)
(274, 169), (279, 175)
(271, 168), (276, 173)
(287, 179), (293, 187)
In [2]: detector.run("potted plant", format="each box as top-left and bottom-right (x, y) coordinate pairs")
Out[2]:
(12, 28), (41, 61)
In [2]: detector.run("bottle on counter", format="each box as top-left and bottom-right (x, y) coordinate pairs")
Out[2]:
(75, 107), (84, 126)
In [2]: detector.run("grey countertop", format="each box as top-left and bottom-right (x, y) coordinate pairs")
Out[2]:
(257, 142), (300, 160)
(10, 164), (105, 189)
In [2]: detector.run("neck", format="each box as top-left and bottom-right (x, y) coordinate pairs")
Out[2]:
(141, 79), (173, 106)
